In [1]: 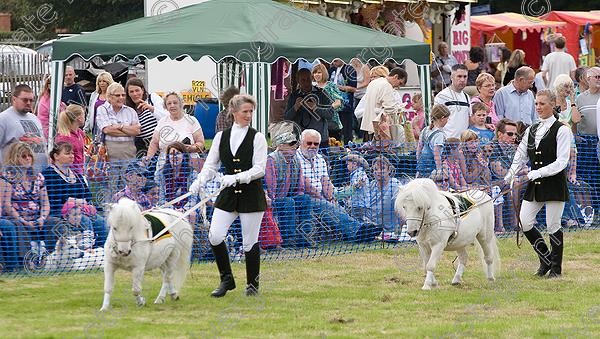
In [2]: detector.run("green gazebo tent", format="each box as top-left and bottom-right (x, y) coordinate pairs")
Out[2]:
(50, 0), (431, 140)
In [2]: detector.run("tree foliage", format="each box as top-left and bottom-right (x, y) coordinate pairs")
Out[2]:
(0, 0), (143, 41)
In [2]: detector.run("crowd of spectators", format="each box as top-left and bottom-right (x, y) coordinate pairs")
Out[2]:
(0, 41), (599, 272)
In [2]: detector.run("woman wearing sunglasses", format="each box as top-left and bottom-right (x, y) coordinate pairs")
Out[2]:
(0, 142), (50, 269)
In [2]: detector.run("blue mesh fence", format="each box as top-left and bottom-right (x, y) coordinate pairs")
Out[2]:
(0, 137), (599, 276)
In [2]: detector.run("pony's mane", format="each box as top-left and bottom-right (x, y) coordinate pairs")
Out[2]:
(108, 198), (144, 226)
(396, 178), (441, 209)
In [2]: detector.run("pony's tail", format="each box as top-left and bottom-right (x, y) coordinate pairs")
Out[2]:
(172, 222), (194, 292)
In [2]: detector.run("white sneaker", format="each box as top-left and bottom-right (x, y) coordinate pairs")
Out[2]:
(30, 241), (39, 256)
(39, 241), (47, 254)
(581, 206), (594, 227)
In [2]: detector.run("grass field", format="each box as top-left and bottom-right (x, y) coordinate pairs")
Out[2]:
(1, 230), (600, 338)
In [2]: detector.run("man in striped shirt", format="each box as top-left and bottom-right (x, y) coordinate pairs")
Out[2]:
(433, 64), (470, 138)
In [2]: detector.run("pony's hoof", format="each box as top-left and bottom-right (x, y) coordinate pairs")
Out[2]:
(170, 293), (180, 301)
(154, 297), (165, 304)
(487, 277), (496, 282)
(422, 285), (432, 290)
(99, 306), (110, 312)
(136, 296), (146, 307)
(451, 281), (461, 286)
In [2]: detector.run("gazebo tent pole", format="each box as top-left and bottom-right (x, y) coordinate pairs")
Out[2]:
(418, 64), (432, 125)
(48, 60), (64, 151)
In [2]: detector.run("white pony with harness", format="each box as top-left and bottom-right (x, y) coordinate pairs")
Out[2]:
(100, 198), (194, 311)
(395, 178), (500, 290)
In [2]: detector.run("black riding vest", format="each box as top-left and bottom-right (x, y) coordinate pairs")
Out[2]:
(524, 120), (569, 202)
(214, 127), (267, 213)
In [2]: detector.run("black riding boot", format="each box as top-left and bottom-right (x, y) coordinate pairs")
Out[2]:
(210, 242), (236, 297)
(548, 230), (563, 278)
(244, 243), (260, 296)
(523, 227), (551, 277)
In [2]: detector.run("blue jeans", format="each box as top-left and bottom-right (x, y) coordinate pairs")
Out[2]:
(272, 195), (312, 247)
(0, 218), (19, 271)
(307, 197), (361, 242)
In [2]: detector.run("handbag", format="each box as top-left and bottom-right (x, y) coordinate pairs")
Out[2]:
(258, 207), (282, 250)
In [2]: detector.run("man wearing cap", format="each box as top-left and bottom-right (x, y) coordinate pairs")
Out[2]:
(112, 163), (151, 210)
(265, 132), (311, 247)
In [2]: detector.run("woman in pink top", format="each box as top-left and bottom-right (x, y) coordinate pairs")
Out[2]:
(471, 73), (499, 127)
(55, 105), (86, 173)
(35, 75), (65, 140)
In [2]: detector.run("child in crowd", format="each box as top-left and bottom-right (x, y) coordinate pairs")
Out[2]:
(442, 138), (468, 192)
(112, 163), (151, 210)
(416, 104), (451, 178)
(410, 93), (425, 141)
(469, 102), (495, 145)
(337, 153), (370, 221)
(142, 180), (160, 208)
(60, 200), (96, 250)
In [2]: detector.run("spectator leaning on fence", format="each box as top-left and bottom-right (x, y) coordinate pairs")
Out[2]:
(494, 66), (537, 125)
(416, 104), (451, 178)
(469, 102), (495, 145)
(0, 84), (47, 172)
(460, 130), (491, 188)
(434, 64), (470, 138)
(144, 92), (204, 200)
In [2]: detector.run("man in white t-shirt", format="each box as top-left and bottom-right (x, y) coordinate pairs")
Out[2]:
(541, 36), (577, 90)
(434, 64), (470, 138)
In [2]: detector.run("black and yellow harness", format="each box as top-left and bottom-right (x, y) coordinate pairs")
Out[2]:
(443, 192), (477, 243)
(142, 212), (173, 242)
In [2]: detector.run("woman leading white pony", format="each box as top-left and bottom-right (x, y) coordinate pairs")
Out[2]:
(100, 198), (193, 311)
(395, 178), (500, 290)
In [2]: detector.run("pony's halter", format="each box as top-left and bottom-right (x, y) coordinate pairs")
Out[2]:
(405, 208), (427, 234)
(109, 219), (151, 255)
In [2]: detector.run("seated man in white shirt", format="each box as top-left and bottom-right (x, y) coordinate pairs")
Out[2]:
(295, 129), (364, 243)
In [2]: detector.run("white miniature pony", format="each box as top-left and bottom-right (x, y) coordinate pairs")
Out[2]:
(395, 178), (500, 290)
(100, 198), (193, 311)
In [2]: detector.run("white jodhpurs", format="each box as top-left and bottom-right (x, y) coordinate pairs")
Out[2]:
(520, 199), (565, 234)
(208, 208), (265, 252)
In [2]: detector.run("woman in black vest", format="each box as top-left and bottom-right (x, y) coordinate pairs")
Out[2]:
(504, 89), (571, 278)
(190, 94), (267, 297)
